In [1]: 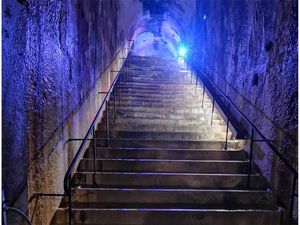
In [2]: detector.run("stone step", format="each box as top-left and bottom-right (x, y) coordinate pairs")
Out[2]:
(110, 91), (208, 100)
(98, 119), (229, 133)
(84, 148), (246, 160)
(111, 91), (206, 100)
(128, 67), (189, 72)
(109, 109), (222, 120)
(61, 188), (276, 210)
(124, 69), (191, 73)
(109, 112), (222, 122)
(96, 139), (238, 149)
(109, 98), (212, 110)
(126, 72), (194, 78)
(114, 82), (200, 90)
(106, 116), (223, 125)
(124, 79), (196, 85)
(72, 172), (267, 189)
(113, 87), (204, 95)
(102, 117), (226, 127)
(126, 74), (189, 79)
(113, 86), (205, 94)
(126, 73), (194, 77)
(108, 101), (213, 110)
(95, 130), (227, 141)
(52, 208), (281, 225)
(108, 105), (218, 114)
(78, 158), (250, 174)
(128, 65), (182, 70)
(110, 94), (212, 107)
(126, 77), (195, 83)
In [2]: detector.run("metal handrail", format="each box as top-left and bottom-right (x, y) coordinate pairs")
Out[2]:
(63, 39), (133, 225)
(3, 41), (134, 212)
(28, 193), (65, 222)
(198, 62), (297, 145)
(2, 189), (32, 225)
(190, 61), (298, 223)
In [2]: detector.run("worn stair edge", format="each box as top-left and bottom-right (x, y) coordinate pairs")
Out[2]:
(95, 139), (239, 149)
(78, 158), (250, 174)
(84, 148), (246, 160)
(60, 187), (276, 210)
(51, 208), (281, 225)
(72, 172), (268, 190)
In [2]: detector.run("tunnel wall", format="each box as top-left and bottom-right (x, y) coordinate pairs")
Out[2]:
(193, 0), (297, 209)
(2, 0), (142, 224)
(132, 0), (196, 57)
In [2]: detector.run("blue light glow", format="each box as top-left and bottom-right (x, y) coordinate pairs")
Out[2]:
(178, 45), (188, 58)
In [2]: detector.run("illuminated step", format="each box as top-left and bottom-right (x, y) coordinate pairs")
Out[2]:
(78, 158), (250, 174)
(105, 112), (222, 121)
(98, 118), (227, 131)
(110, 91), (207, 99)
(107, 105), (218, 114)
(84, 148), (246, 160)
(52, 208), (281, 225)
(107, 109), (222, 120)
(108, 100), (213, 109)
(61, 187), (276, 210)
(95, 130), (226, 141)
(110, 95), (211, 103)
(97, 125), (229, 136)
(73, 172), (267, 189)
(115, 86), (204, 93)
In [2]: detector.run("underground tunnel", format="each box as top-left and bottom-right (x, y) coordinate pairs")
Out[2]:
(2, 0), (298, 225)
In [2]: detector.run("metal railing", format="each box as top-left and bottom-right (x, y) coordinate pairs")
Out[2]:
(28, 193), (65, 222)
(3, 38), (133, 225)
(189, 61), (298, 223)
(2, 189), (32, 225)
(63, 39), (133, 225)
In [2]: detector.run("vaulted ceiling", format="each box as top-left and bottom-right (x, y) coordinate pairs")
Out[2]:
(132, 0), (196, 57)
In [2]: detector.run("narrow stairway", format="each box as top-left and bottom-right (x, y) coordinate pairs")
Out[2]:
(51, 56), (281, 225)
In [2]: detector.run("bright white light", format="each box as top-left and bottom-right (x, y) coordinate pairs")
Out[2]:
(178, 45), (188, 58)
(203, 14), (207, 20)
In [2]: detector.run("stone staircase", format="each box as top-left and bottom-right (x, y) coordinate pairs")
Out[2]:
(51, 56), (281, 225)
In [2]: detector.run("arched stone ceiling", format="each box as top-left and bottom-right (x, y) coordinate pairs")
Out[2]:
(132, 0), (196, 58)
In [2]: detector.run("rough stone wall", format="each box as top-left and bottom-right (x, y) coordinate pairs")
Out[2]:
(2, 0), (29, 208)
(2, 0), (142, 222)
(193, 0), (297, 208)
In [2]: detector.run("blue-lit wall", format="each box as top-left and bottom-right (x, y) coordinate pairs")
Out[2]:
(192, 0), (297, 208)
(2, 0), (142, 210)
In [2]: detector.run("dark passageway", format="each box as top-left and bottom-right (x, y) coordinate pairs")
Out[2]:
(2, 0), (298, 225)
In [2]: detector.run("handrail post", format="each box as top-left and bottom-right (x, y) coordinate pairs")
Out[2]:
(190, 66), (193, 84)
(113, 90), (116, 124)
(2, 189), (7, 225)
(92, 126), (96, 186)
(118, 77), (121, 106)
(195, 73), (198, 94)
(68, 179), (72, 225)
(31, 195), (40, 222)
(202, 84), (205, 108)
(247, 128), (254, 188)
(289, 173), (297, 223)
(224, 103), (230, 150)
(211, 97), (215, 126)
(106, 100), (109, 148)
(126, 56), (129, 84)
(123, 60), (126, 92)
